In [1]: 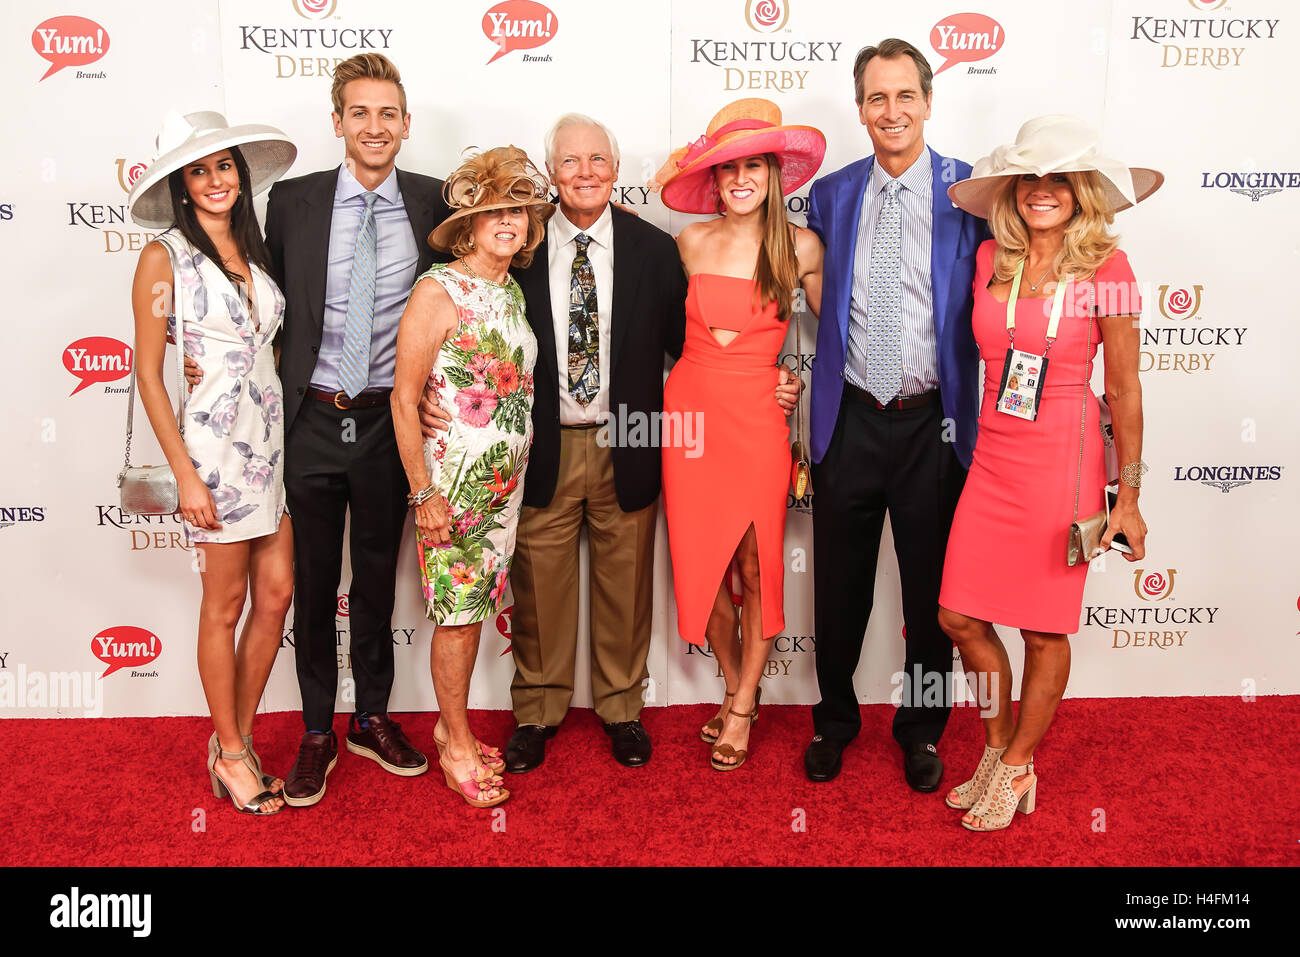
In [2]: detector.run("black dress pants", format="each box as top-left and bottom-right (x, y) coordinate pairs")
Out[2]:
(811, 392), (966, 746)
(285, 398), (409, 732)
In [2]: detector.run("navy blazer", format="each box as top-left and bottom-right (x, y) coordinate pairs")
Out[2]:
(806, 146), (985, 467)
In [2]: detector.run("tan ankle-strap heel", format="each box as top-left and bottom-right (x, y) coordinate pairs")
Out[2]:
(962, 757), (1036, 832)
(945, 744), (1008, 810)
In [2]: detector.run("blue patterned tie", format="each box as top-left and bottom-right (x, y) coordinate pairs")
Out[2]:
(863, 179), (903, 404)
(337, 190), (380, 399)
(567, 233), (599, 406)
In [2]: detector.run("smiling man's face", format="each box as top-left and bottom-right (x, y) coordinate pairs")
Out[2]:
(548, 123), (617, 230)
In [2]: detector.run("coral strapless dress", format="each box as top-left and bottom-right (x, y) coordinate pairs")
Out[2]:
(662, 274), (790, 645)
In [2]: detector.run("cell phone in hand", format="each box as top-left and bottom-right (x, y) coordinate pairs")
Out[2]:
(1105, 487), (1133, 555)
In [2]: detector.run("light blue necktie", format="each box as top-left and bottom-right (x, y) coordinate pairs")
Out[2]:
(337, 190), (380, 399)
(863, 179), (903, 404)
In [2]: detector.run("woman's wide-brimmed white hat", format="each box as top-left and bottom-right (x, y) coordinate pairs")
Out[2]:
(128, 110), (297, 228)
(947, 114), (1163, 219)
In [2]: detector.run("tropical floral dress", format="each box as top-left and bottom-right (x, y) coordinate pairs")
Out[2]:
(156, 229), (287, 545)
(418, 263), (537, 625)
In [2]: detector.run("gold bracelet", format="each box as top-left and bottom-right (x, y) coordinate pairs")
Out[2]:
(1120, 462), (1147, 488)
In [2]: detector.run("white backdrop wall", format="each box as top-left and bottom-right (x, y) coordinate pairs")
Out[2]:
(2, 0), (1296, 719)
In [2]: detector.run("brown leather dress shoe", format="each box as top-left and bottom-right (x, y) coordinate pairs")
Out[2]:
(345, 713), (428, 776)
(283, 730), (338, 808)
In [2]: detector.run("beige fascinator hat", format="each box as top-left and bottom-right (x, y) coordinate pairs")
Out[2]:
(430, 146), (555, 251)
(948, 114), (1163, 218)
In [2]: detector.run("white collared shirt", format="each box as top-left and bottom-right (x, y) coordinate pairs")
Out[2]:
(547, 203), (614, 425)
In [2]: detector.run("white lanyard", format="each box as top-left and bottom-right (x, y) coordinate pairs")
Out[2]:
(1006, 259), (1070, 353)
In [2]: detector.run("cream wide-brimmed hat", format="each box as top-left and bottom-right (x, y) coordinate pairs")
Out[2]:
(948, 114), (1163, 219)
(429, 146), (555, 251)
(128, 110), (297, 229)
(654, 98), (826, 214)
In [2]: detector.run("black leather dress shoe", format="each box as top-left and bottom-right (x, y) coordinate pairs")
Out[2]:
(504, 724), (557, 774)
(804, 734), (846, 782)
(603, 720), (652, 767)
(903, 742), (944, 793)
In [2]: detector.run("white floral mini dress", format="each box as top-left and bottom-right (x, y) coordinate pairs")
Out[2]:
(417, 264), (537, 625)
(157, 229), (287, 545)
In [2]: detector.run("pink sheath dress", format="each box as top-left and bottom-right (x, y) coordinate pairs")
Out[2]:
(938, 240), (1139, 635)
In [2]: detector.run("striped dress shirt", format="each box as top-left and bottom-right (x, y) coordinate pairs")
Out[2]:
(845, 150), (938, 397)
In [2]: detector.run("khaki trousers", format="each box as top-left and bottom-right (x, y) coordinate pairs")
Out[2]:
(509, 426), (657, 726)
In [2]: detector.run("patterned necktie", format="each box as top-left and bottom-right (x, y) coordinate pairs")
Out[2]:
(863, 179), (903, 404)
(337, 189), (380, 399)
(567, 233), (599, 406)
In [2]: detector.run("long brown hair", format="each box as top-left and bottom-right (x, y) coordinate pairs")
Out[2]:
(166, 145), (273, 284)
(751, 153), (798, 321)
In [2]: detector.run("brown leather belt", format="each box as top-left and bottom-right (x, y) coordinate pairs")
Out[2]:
(306, 387), (392, 410)
(845, 383), (939, 411)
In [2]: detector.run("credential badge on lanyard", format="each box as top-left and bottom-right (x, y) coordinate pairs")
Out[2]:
(996, 260), (1070, 422)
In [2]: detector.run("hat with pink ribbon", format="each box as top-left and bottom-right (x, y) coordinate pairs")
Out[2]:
(654, 98), (826, 214)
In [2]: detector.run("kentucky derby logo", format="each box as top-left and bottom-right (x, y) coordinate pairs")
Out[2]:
(115, 158), (147, 194)
(1157, 285), (1203, 320)
(32, 15), (109, 81)
(293, 0), (338, 19)
(336, 594), (350, 618)
(1134, 569), (1176, 601)
(483, 0), (558, 64)
(1189, 0), (1228, 10)
(931, 12), (1004, 75)
(746, 0), (789, 34)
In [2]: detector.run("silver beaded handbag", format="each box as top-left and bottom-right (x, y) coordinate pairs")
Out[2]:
(116, 253), (188, 515)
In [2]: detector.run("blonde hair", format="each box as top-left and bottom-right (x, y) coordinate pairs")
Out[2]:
(988, 171), (1119, 282)
(330, 53), (407, 116)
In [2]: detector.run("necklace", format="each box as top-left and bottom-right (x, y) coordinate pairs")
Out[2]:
(458, 256), (505, 285)
(1026, 265), (1053, 291)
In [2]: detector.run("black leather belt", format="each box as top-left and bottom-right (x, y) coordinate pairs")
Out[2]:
(845, 383), (939, 411)
(306, 387), (392, 410)
(560, 422), (603, 430)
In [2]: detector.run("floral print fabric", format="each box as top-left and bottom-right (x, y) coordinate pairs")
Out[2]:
(418, 264), (537, 625)
(157, 229), (287, 545)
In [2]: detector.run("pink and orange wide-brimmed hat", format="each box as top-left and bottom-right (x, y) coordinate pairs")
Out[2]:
(654, 98), (826, 214)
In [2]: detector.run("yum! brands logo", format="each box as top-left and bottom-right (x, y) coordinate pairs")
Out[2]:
(32, 15), (109, 81)
(64, 337), (132, 395)
(92, 626), (161, 678)
(496, 604), (514, 656)
(931, 13), (1004, 76)
(746, 0), (790, 34)
(483, 1), (559, 64)
(294, 0), (338, 19)
(1135, 569), (1176, 601)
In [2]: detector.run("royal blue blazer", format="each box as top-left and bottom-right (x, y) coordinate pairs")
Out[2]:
(806, 146), (985, 467)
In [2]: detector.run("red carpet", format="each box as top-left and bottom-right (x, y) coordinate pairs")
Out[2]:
(2, 696), (1295, 866)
